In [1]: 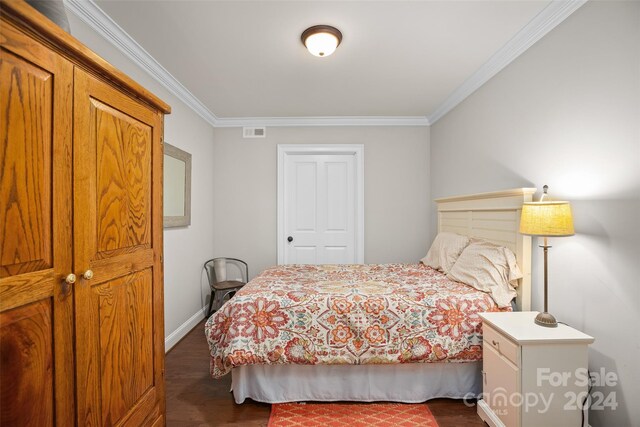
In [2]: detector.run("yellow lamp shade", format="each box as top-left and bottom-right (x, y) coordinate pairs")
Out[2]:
(519, 201), (574, 237)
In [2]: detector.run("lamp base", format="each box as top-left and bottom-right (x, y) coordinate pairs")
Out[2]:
(535, 312), (558, 328)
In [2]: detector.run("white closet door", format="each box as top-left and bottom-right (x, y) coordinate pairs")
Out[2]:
(283, 153), (356, 264)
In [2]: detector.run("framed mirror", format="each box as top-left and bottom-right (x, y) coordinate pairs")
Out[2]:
(163, 142), (192, 228)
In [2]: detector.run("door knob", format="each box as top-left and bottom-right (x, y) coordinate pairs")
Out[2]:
(82, 270), (94, 280)
(287, 236), (293, 243)
(61, 273), (76, 296)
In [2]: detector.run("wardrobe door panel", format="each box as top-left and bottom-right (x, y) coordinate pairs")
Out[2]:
(0, 21), (74, 427)
(97, 269), (154, 425)
(74, 68), (164, 427)
(0, 300), (53, 426)
(0, 49), (52, 277)
(93, 98), (152, 256)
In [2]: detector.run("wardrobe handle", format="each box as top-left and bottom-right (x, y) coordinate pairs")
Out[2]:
(82, 270), (94, 280)
(61, 273), (76, 296)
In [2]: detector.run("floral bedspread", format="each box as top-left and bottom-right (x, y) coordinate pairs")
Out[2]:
(205, 264), (509, 378)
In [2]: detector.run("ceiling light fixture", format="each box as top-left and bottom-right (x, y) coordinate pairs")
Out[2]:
(301, 25), (342, 57)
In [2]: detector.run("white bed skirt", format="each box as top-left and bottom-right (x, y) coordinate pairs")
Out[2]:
(231, 362), (482, 404)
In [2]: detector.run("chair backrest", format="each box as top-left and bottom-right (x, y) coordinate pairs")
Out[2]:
(204, 257), (248, 288)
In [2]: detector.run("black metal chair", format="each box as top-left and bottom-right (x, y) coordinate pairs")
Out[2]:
(204, 257), (248, 318)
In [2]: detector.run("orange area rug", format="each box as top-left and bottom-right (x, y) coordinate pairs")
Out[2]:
(267, 402), (439, 427)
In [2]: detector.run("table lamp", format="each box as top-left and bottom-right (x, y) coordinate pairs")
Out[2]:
(519, 185), (574, 327)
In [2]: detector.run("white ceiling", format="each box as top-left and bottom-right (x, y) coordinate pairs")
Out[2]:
(94, 0), (551, 120)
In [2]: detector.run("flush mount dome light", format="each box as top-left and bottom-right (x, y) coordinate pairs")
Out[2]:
(301, 25), (342, 57)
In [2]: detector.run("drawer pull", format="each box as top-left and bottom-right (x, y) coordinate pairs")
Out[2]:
(485, 326), (518, 365)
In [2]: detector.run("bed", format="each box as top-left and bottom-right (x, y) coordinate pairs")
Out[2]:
(206, 188), (535, 403)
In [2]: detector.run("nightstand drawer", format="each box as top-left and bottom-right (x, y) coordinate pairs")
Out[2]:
(484, 324), (519, 366)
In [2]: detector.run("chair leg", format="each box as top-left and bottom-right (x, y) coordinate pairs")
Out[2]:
(206, 290), (215, 319)
(212, 290), (225, 312)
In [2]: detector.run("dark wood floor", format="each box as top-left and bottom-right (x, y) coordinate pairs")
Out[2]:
(165, 320), (486, 426)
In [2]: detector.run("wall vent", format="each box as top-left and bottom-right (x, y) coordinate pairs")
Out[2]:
(243, 127), (266, 138)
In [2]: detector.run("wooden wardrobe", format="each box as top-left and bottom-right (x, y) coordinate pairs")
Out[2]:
(0, 1), (170, 425)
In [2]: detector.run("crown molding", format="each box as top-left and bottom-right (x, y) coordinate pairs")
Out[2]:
(65, 0), (585, 128)
(64, 0), (218, 127)
(214, 116), (430, 127)
(427, 0), (588, 125)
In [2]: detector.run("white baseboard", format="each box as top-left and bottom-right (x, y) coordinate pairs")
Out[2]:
(164, 307), (206, 352)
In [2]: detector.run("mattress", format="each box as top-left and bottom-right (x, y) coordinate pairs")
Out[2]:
(205, 263), (508, 378)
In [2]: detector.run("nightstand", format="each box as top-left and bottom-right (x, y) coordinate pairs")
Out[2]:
(477, 311), (594, 427)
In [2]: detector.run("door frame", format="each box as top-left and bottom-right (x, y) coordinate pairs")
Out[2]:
(277, 144), (364, 265)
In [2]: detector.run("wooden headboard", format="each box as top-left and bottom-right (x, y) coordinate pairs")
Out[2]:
(435, 188), (536, 311)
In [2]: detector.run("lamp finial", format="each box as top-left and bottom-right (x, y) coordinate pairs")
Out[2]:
(541, 185), (549, 201)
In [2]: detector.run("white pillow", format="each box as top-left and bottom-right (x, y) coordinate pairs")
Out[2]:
(447, 240), (523, 308)
(420, 232), (470, 273)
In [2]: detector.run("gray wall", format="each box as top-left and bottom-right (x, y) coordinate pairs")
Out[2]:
(212, 126), (430, 278)
(430, 2), (639, 425)
(68, 14), (216, 346)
